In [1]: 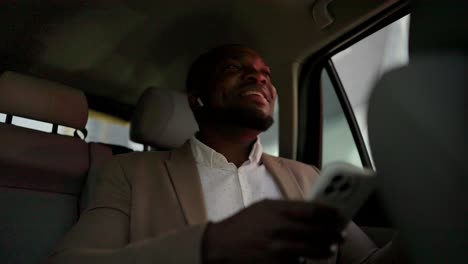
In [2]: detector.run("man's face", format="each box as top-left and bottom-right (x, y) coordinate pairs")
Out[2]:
(203, 47), (277, 129)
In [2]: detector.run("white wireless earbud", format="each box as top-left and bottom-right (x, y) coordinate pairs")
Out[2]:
(197, 98), (204, 107)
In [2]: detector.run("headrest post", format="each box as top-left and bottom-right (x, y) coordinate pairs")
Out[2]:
(73, 128), (88, 140)
(5, 114), (13, 124)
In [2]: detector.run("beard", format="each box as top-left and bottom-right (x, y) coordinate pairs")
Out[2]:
(196, 104), (274, 132)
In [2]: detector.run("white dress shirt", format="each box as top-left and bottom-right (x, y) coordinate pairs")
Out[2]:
(190, 136), (283, 222)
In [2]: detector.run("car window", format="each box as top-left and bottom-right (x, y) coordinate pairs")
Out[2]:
(259, 98), (279, 156)
(11, 116), (53, 132)
(322, 68), (362, 167)
(0, 112), (76, 136)
(322, 15), (410, 167)
(0, 110), (143, 151)
(85, 110), (143, 151)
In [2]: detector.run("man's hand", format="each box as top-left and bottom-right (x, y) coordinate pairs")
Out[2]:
(202, 199), (349, 264)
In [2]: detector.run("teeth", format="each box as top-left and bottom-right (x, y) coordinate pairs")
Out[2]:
(243, 91), (264, 98)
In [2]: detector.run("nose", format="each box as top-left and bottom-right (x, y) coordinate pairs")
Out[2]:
(244, 68), (267, 85)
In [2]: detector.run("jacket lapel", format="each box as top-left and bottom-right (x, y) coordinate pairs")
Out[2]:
(261, 154), (304, 200)
(164, 142), (304, 225)
(165, 141), (208, 225)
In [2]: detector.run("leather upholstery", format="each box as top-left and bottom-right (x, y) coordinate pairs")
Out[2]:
(0, 123), (89, 194)
(0, 72), (114, 264)
(368, 53), (467, 263)
(0, 187), (78, 263)
(80, 142), (114, 213)
(367, 1), (467, 262)
(0, 71), (88, 129)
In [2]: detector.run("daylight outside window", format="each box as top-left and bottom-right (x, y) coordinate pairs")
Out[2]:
(322, 15), (410, 167)
(11, 116), (52, 132)
(84, 110), (143, 151)
(259, 98), (279, 156)
(0, 109), (144, 151)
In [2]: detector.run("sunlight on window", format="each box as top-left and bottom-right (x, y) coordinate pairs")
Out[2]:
(330, 15), (410, 162)
(86, 110), (143, 151)
(12, 116), (53, 132)
(259, 98), (279, 156)
(0, 113), (5, 123)
(58, 125), (76, 136)
(322, 69), (362, 168)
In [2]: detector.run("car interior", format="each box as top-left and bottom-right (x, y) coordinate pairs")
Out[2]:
(0, 0), (466, 263)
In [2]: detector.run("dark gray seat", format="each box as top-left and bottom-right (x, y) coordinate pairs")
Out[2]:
(0, 72), (114, 263)
(368, 53), (467, 263)
(367, 1), (467, 262)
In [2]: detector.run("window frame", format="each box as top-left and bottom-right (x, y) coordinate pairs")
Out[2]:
(323, 61), (373, 168)
(297, 2), (409, 227)
(297, 1), (409, 168)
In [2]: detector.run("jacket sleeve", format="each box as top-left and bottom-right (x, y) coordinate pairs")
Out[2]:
(47, 157), (207, 264)
(281, 159), (384, 264)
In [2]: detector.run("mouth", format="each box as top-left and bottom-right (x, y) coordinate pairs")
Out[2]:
(239, 88), (269, 103)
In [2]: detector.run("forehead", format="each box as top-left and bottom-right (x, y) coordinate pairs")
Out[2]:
(216, 47), (269, 67)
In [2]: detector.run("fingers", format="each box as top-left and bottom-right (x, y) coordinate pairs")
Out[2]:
(272, 201), (348, 230)
(273, 222), (346, 245)
(255, 200), (349, 240)
(257, 200), (348, 259)
(204, 200), (349, 264)
(269, 240), (339, 260)
(270, 222), (346, 260)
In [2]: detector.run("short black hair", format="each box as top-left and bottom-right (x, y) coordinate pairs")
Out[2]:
(185, 44), (248, 96)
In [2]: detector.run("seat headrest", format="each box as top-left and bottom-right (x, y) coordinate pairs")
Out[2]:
(0, 71), (88, 129)
(410, 0), (467, 54)
(130, 87), (199, 149)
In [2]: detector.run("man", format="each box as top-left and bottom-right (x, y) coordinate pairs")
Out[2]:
(49, 45), (402, 263)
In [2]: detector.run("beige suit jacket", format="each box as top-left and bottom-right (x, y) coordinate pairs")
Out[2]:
(48, 142), (395, 264)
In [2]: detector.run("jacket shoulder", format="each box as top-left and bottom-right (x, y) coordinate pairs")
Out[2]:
(115, 149), (171, 163)
(265, 154), (321, 195)
(115, 150), (172, 177)
(85, 150), (172, 211)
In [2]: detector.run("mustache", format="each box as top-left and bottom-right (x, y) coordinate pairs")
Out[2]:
(239, 84), (263, 92)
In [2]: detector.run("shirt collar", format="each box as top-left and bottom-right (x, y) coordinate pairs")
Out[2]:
(248, 137), (263, 163)
(189, 136), (263, 168)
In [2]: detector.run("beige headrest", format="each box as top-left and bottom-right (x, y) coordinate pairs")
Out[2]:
(0, 71), (88, 129)
(130, 87), (199, 149)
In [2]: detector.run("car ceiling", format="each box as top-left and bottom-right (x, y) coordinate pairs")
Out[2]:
(0, 0), (402, 104)
(0, 0), (401, 157)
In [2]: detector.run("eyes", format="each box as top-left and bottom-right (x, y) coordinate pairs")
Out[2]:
(224, 64), (242, 72)
(223, 63), (272, 78)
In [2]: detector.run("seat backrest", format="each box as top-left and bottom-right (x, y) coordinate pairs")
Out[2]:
(0, 71), (91, 264)
(367, 0), (467, 260)
(130, 87), (199, 149)
(79, 142), (133, 213)
(368, 53), (467, 263)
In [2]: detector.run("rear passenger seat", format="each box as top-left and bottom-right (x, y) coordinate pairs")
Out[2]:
(79, 142), (134, 213)
(0, 71), (118, 264)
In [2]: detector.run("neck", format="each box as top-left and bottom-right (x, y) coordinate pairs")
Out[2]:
(197, 125), (260, 167)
